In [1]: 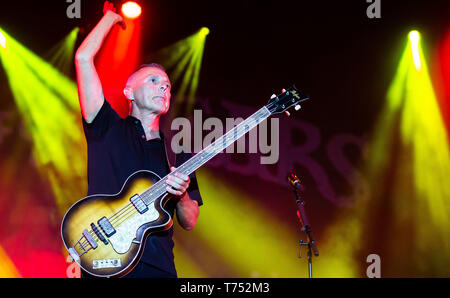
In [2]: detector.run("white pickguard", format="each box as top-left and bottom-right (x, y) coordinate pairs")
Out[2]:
(108, 202), (160, 254)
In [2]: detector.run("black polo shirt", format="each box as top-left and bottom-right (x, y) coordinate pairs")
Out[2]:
(81, 99), (202, 277)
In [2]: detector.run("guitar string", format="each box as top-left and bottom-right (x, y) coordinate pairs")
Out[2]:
(108, 202), (135, 220)
(126, 107), (269, 214)
(85, 204), (136, 241)
(76, 100), (295, 255)
(97, 107), (271, 230)
(84, 203), (131, 240)
(108, 204), (135, 222)
(110, 205), (140, 227)
(139, 106), (270, 203)
(81, 105), (274, 244)
(94, 107), (272, 232)
(84, 109), (271, 245)
(85, 197), (142, 238)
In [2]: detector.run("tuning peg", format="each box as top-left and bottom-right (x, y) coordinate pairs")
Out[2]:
(270, 94), (276, 99)
(295, 104), (301, 111)
(285, 111), (291, 117)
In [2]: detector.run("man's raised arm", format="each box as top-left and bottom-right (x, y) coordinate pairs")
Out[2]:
(75, 2), (125, 123)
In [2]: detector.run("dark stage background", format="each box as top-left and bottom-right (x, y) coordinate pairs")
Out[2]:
(0, 0), (449, 277)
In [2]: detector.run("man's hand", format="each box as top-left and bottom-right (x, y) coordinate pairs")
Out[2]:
(103, 1), (126, 30)
(165, 167), (190, 198)
(168, 166), (199, 231)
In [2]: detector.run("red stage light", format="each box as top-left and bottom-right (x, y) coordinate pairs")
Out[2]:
(121, 1), (142, 19)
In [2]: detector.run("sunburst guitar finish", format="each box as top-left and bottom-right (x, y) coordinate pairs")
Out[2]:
(61, 170), (173, 278)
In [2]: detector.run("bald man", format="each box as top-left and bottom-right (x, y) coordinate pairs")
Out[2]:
(74, 2), (202, 278)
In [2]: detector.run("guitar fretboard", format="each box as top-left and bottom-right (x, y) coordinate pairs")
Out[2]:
(140, 106), (271, 205)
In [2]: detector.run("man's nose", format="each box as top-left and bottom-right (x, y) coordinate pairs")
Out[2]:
(160, 84), (168, 92)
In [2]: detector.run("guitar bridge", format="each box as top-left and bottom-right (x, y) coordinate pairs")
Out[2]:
(69, 229), (98, 262)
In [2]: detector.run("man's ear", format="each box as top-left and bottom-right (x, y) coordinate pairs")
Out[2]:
(123, 87), (134, 100)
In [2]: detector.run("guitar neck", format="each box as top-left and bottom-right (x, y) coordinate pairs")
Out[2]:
(140, 106), (272, 204)
(177, 106), (271, 175)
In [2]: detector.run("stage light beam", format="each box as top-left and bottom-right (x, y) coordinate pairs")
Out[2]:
(0, 27), (87, 216)
(46, 27), (79, 75)
(0, 31), (6, 49)
(121, 1), (142, 19)
(313, 29), (450, 278)
(409, 30), (421, 71)
(186, 168), (309, 277)
(146, 27), (209, 118)
(200, 27), (210, 37)
(364, 30), (450, 275)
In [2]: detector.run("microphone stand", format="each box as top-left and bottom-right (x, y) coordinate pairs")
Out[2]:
(292, 187), (319, 278)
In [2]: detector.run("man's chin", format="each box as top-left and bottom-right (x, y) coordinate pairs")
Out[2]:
(146, 103), (167, 115)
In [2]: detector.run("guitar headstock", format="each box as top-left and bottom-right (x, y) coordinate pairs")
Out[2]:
(266, 86), (309, 115)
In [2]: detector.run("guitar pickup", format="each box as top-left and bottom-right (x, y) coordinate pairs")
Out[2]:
(130, 194), (148, 214)
(97, 217), (116, 237)
(91, 223), (108, 245)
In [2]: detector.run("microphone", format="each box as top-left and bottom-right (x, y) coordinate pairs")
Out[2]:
(287, 170), (304, 191)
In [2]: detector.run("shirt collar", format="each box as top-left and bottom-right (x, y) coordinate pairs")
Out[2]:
(125, 115), (165, 140)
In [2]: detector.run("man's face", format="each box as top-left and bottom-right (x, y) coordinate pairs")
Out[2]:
(127, 67), (171, 115)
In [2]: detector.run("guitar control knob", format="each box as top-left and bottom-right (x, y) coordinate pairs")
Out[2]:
(295, 104), (301, 111)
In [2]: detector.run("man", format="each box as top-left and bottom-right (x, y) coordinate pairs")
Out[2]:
(75, 2), (202, 278)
